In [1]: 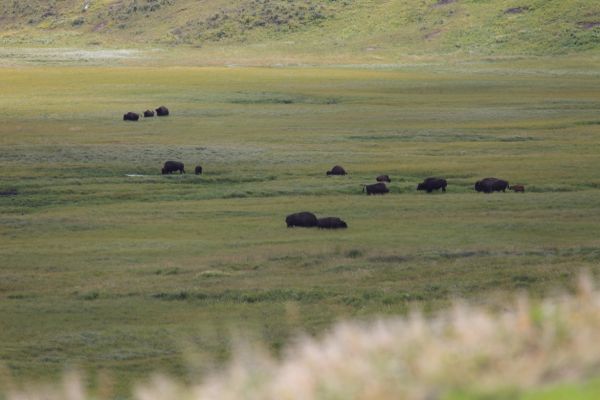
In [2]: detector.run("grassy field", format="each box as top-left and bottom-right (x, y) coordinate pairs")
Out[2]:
(1, 61), (600, 396)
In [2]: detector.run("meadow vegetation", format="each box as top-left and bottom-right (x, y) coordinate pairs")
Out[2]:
(1, 0), (600, 63)
(0, 60), (600, 396)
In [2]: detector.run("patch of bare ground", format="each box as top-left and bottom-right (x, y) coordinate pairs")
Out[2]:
(505, 6), (530, 14)
(579, 21), (600, 29)
(434, 0), (455, 7)
(424, 29), (443, 40)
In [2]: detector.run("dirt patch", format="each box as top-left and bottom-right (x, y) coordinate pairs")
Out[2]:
(579, 21), (600, 30)
(435, 0), (455, 6)
(424, 29), (443, 40)
(505, 6), (530, 14)
(93, 21), (107, 32)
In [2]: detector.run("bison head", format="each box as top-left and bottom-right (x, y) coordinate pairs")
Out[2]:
(417, 183), (424, 191)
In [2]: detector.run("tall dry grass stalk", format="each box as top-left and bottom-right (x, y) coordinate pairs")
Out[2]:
(7, 275), (600, 400)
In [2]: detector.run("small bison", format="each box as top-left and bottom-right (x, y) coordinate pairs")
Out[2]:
(195, 165), (203, 175)
(327, 165), (347, 176)
(156, 106), (169, 116)
(286, 211), (318, 228)
(317, 217), (348, 229)
(376, 175), (391, 183)
(509, 185), (525, 193)
(475, 177), (509, 193)
(162, 161), (185, 175)
(143, 110), (155, 117)
(417, 177), (447, 193)
(363, 182), (389, 195)
(123, 112), (139, 121)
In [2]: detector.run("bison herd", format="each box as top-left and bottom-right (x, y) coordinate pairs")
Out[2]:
(159, 161), (525, 229)
(286, 212), (347, 229)
(123, 106), (169, 121)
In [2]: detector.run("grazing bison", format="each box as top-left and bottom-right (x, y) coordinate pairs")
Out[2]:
(475, 177), (509, 193)
(376, 175), (391, 183)
(326, 165), (347, 176)
(143, 110), (155, 117)
(317, 217), (348, 229)
(123, 112), (139, 121)
(161, 161), (185, 175)
(155, 106), (169, 116)
(195, 165), (203, 175)
(363, 182), (389, 195)
(509, 185), (525, 193)
(417, 177), (447, 193)
(286, 211), (318, 228)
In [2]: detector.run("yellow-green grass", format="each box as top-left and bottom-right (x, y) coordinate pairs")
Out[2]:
(1, 64), (600, 395)
(2, 0), (600, 61)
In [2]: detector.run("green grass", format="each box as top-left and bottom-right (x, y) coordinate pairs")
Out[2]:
(1, 63), (600, 396)
(1, 0), (600, 62)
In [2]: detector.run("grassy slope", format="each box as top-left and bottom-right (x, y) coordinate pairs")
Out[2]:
(1, 0), (600, 61)
(1, 63), (600, 395)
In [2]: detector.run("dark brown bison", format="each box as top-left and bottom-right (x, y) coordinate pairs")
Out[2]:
(123, 112), (139, 121)
(286, 212), (318, 228)
(326, 165), (347, 176)
(162, 161), (185, 175)
(417, 178), (447, 193)
(156, 106), (169, 116)
(475, 177), (509, 193)
(376, 175), (391, 183)
(195, 165), (203, 175)
(509, 185), (525, 193)
(363, 182), (389, 195)
(317, 217), (348, 229)
(143, 110), (155, 117)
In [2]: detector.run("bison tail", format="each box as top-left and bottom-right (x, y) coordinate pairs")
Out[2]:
(361, 185), (366, 193)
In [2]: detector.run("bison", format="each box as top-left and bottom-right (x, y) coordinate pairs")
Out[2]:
(417, 177), (447, 193)
(475, 177), (509, 193)
(509, 184), (525, 193)
(123, 112), (139, 121)
(317, 217), (348, 229)
(363, 182), (389, 195)
(162, 161), (185, 175)
(326, 165), (347, 176)
(195, 165), (203, 175)
(286, 211), (318, 228)
(143, 110), (155, 117)
(156, 106), (169, 116)
(376, 175), (391, 183)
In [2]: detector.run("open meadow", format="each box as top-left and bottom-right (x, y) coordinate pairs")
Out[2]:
(1, 60), (600, 396)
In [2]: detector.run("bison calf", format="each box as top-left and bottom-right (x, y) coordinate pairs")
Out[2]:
(317, 217), (348, 229)
(376, 175), (391, 183)
(123, 112), (139, 121)
(286, 212), (318, 228)
(162, 161), (185, 175)
(326, 165), (347, 176)
(143, 110), (155, 117)
(509, 185), (525, 192)
(363, 182), (389, 195)
(417, 177), (447, 193)
(195, 165), (203, 175)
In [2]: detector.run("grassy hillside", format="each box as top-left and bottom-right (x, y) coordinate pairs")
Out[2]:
(1, 0), (600, 60)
